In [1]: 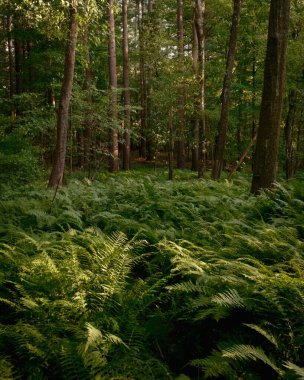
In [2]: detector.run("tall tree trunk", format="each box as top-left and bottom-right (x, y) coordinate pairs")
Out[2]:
(139, 0), (147, 158)
(7, 16), (14, 99)
(122, 0), (131, 170)
(7, 15), (15, 117)
(191, 6), (199, 171)
(48, 1), (78, 188)
(212, 0), (241, 180)
(14, 38), (23, 95)
(251, 0), (290, 193)
(176, 0), (186, 169)
(194, 0), (207, 178)
(108, 0), (119, 172)
(285, 89), (296, 180)
(82, 22), (93, 172)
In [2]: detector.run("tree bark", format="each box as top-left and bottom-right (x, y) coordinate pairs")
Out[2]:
(48, 1), (78, 188)
(212, 0), (241, 180)
(82, 22), (93, 172)
(194, 0), (207, 178)
(108, 0), (119, 172)
(176, 0), (186, 169)
(251, 0), (290, 193)
(7, 16), (14, 100)
(191, 6), (199, 171)
(122, 0), (131, 170)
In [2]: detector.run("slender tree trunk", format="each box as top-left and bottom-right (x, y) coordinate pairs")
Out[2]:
(82, 22), (93, 172)
(139, 0), (147, 158)
(251, 0), (290, 193)
(14, 38), (23, 95)
(285, 89), (296, 180)
(212, 0), (241, 180)
(108, 0), (119, 172)
(7, 16), (14, 99)
(7, 15), (15, 117)
(194, 0), (207, 178)
(191, 6), (199, 171)
(48, 1), (78, 188)
(123, 0), (131, 170)
(176, 0), (186, 169)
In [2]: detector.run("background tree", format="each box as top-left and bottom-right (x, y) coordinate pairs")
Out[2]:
(251, 0), (291, 193)
(48, 0), (78, 187)
(212, 0), (241, 180)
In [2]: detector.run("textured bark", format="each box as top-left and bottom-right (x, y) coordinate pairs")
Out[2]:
(138, 0), (147, 158)
(82, 23), (93, 172)
(191, 7), (199, 171)
(122, 0), (131, 170)
(251, 0), (290, 193)
(176, 0), (186, 169)
(194, 0), (207, 178)
(108, 0), (119, 172)
(48, 2), (78, 188)
(212, 0), (241, 180)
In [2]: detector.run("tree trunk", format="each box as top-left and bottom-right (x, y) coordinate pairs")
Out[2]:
(191, 6), (199, 171)
(212, 0), (241, 180)
(82, 22), (93, 172)
(251, 0), (290, 193)
(122, 0), (131, 170)
(7, 16), (14, 99)
(194, 0), (207, 178)
(176, 0), (186, 169)
(48, 1), (78, 188)
(139, 0), (147, 158)
(108, 0), (119, 172)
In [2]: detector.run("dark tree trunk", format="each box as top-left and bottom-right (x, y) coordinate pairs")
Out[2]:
(191, 6), (199, 171)
(14, 38), (23, 95)
(176, 0), (186, 169)
(7, 16), (14, 100)
(285, 90), (296, 180)
(122, 0), (131, 170)
(108, 0), (119, 172)
(251, 0), (290, 193)
(212, 0), (241, 180)
(139, 0), (147, 158)
(194, 0), (207, 178)
(48, 2), (78, 188)
(82, 22), (93, 172)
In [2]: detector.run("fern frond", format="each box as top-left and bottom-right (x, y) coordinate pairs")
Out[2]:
(244, 323), (278, 348)
(212, 289), (245, 309)
(284, 361), (304, 379)
(222, 344), (281, 373)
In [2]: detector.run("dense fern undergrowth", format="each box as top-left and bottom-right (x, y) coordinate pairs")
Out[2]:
(0, 170), (304, 380)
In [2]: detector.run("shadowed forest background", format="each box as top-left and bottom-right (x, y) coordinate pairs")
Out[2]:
(0, 0), (304, 379)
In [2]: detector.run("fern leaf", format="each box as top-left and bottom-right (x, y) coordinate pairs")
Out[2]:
(243, 323), (278, 348)
(284, 362), (304, 379)
(84, 323), (103, 353)
(222, 344), (280, 374)
(212, 289), (245, 308)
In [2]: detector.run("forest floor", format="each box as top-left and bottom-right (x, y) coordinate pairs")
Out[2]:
(0, 169), (304, 379)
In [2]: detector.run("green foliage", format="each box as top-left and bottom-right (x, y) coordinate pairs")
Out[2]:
(0, 172), (304, 378)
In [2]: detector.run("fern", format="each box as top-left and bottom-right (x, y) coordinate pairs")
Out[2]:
(222, 344), (281, 374)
